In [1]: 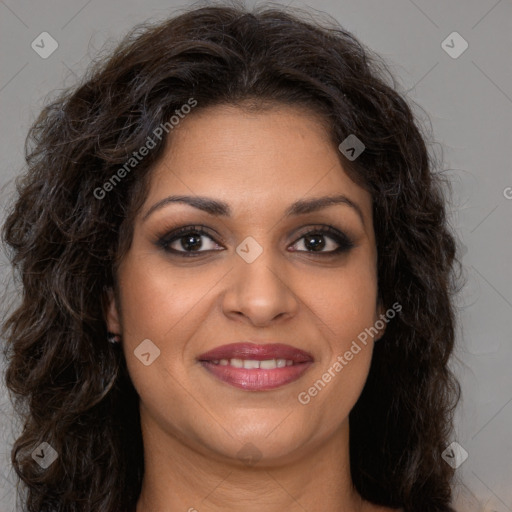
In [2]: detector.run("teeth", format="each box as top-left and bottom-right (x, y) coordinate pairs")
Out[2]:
(210, 358), (296, 368)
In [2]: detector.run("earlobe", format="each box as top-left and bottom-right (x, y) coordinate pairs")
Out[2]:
(375, 301), (387, 341)
(105, 287), (122, 334)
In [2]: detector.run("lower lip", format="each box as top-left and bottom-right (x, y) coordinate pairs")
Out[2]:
(200, 361), (313, 391)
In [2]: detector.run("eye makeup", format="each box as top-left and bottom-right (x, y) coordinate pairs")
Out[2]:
(152, 223), (356, 259)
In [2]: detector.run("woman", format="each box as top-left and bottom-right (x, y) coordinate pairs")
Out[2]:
(1, 3), (462, 511)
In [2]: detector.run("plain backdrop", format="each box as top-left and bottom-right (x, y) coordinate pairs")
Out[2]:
(1, 1), (511, 511)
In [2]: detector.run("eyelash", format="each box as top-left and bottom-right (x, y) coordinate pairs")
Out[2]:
(155, 224), (355, 258)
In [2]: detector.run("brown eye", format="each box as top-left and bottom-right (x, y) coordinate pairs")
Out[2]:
(157, 226), (223, 257)
(290, 226), (354, 255)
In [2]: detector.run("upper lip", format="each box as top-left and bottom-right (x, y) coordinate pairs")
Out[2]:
(197, 342), (314, 363)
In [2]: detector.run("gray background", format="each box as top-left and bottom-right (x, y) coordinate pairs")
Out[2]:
(0, 0), (511, 511)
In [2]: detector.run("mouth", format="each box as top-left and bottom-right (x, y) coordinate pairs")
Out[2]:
(197, 342), (314, 391)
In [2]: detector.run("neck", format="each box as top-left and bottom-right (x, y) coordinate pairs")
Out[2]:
(135, 412), (366, 512)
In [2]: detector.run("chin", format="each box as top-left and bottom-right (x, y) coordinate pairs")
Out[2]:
(193, 420), (313, 467)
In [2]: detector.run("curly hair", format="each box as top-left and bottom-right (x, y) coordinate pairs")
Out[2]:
(1, 2), (462, 511)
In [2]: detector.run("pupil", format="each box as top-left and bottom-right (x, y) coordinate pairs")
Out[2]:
(305, 234), (325, 251)
(182, 233), (202, 251)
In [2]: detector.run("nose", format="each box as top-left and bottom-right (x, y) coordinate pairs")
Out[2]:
(221, 246), (299, 327)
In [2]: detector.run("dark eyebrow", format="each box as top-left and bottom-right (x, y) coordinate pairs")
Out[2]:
(284, 195), (365, 226)
(142, 194), (365, 225)
(142, 195), (231, 221)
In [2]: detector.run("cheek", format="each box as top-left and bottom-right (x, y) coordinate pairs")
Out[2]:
(296, 256), (377, 414)
(309, 255), (378, 342)
(115, 255), (208, 394)
(115, 255), (206, 425)
(117, 252), (209, 341)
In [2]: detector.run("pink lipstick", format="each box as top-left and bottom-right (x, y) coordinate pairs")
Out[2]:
(197, 342), (314, 391)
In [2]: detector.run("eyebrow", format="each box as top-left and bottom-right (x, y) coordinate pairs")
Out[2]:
(142, 194), (365, 225)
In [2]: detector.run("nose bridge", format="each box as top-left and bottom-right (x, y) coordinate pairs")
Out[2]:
(222, 233), (297, 324)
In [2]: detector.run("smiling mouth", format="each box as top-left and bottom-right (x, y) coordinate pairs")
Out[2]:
(197, 342), (314, 391)
(208, 358), (297, 368)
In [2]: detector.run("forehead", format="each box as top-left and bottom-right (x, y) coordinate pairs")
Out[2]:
(144, 104), (372, 218)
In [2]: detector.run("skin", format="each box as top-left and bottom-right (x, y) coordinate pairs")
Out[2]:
(107, 104), (400, 512)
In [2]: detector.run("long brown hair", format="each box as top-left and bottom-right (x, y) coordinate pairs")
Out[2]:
(2, 2), (462, 511)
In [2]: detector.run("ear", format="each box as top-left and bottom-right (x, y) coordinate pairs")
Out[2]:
(104, 287), (122, 334)
(374, 300), (387, 341)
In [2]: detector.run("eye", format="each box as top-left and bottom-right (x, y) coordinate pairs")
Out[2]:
(157, 225), (222, 257)
(289, 225), (354, 255)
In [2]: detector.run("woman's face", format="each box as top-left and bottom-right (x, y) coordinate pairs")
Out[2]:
(107, 104), (384, 465)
